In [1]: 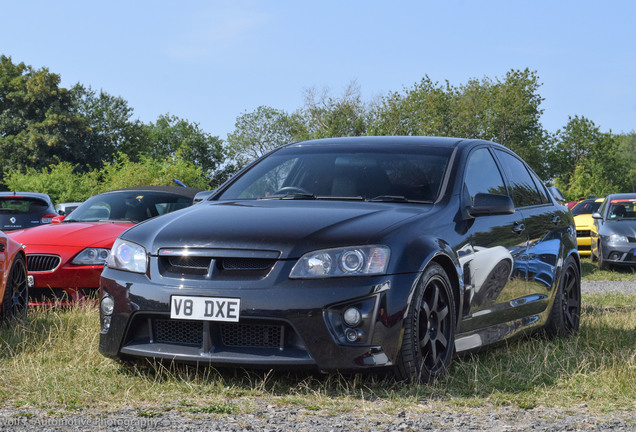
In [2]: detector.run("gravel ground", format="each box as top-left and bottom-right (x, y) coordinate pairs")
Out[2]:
(0, 281), (633, 431)
(581, 280), (636, 294)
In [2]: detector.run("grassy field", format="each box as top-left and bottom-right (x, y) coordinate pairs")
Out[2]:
(0, 269), (634, 417)
(580, 256), (636, 281)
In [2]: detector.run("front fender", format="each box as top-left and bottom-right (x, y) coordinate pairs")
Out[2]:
(390, 235), (464, 329)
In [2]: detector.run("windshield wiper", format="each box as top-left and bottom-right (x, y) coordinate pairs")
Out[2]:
(368, 195), (432, 204)
(260, 193), (317, 200)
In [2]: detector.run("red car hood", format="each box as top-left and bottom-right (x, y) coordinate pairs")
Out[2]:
(7, 221), (135, 249)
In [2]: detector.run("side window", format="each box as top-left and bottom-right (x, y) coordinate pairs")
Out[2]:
(463, 147), (507, 202)
(529, 170), (550, 204)
(494, 150), (543, 208)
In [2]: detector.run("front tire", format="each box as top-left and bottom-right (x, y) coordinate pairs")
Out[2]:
(394, 263), (456, 383)
(544, 256), (580, 338)
(597, 243), (608, 270)
(0, 254), (28, 321)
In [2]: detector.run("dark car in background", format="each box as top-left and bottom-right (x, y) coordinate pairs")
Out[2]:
(8, 186), (201, 305)
(99, 137), (580, 382)
(0, 192), (57, 231)
(590, 193), (636, 270)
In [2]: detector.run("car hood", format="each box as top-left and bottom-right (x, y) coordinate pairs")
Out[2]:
(7, 221), (135, 249)
(573, 214), (594, 230)
(123, 200), (432, 259)
(601, 219), (636, 238)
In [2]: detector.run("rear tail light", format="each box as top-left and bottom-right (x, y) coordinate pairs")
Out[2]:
(41, 213), (57, 224)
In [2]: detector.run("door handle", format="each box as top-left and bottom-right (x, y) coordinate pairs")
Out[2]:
(512, 223), (525, 234)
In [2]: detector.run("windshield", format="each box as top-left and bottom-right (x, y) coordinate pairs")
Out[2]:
(571, 199), (602, 216)
(217, 145), (453, 202)
(0, 197), (48, 214)
(607, 199), (636, 220)
(65, 191), (193, 223)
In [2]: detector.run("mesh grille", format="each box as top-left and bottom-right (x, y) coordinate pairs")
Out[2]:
(165, 256), (212, 275)
(221, 258), (275, 271)
(154, 319), (203, 346)
(220, 323), (283, 348)
(27, 254), (61, 272)
(576, 230), (590, 238)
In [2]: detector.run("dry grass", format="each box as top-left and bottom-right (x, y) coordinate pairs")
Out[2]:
(0, 292), (634, 416)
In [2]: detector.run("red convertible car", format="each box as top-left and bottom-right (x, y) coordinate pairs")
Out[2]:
(0, 230), (28, 320)
(7, 186), (201, 305)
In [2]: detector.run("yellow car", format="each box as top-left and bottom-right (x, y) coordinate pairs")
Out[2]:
(571, 197), (605, 256)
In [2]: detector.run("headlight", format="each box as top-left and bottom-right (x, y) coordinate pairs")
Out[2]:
(106, 238), (147, 273)
(290, 246), (390, 278)
(71, 248), (110, 265)
(608, 234), (628, 243)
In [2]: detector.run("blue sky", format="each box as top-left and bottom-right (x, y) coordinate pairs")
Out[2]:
(2, 1), (634, 140)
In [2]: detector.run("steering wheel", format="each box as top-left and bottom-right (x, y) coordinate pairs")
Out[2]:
(272, 186), (311, 196)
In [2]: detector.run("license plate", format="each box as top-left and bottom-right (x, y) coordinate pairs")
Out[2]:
(170, 295), (240, 322)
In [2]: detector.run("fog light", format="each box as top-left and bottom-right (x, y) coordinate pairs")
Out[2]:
(343, 307), (362, 327)
(345, 328), (362, 343)
(102, 316), (111, 331)
(100, 295), (114, 315)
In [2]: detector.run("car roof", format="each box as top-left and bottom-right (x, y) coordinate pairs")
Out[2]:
(283, 136), (477, 149)
(606, 193), (636, 201)
(98, 186), (203, 199)
(0, 191), (52, 202)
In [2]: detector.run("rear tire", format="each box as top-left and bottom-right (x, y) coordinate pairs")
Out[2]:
(394, 263), (456, 383)
(0, 254), (28, 321)
(544, 256), (580, 338)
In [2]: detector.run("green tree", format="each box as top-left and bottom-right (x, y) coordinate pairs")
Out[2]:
(4, 154), (208, 204)
(69, 84), (147, 168)
(0, 55), (87, 182)
(369, 69), (549, 177)
(143, 114), (225, 183)
(551, 116), (624, 199)
(297, 81), (370, 139)
(226, 106), (298, 169)
(616, 132), (636, 193)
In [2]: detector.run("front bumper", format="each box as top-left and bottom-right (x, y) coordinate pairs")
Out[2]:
(98, 262), (419, 372)
(28, 265), (102, 305)
(600, 241), (636, 266)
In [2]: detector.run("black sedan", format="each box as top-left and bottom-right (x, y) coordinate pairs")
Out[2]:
(98, 136), (581, 382)
(590, 193), (636, 270)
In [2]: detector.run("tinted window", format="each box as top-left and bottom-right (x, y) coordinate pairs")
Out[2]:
(463, 147), (506, 201)
(529, 171), (550, 204)
(571, 199), (602, 216)
(66, 192), (192, 223)
(219, 146), (453, 202)
(495, 150), (543, 208)
(0, 197), (48, 214)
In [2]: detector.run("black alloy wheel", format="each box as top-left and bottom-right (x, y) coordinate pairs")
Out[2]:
(0, 254), (28, 321)
(545, 256), (580, 338)
(394, 263), (456, 383)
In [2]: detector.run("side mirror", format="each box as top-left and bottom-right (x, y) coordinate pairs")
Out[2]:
(57, 209), (65, 215)
(52, 215), (66, 224)
(469, 193), (515, 217)
(591, 212), (603, 220)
